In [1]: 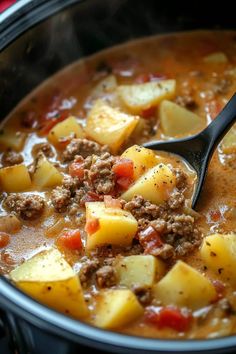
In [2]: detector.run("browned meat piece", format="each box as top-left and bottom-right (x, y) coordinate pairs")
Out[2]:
(62, 138), (109, 161)
(150, 243), (175, 259)
(5, 194), (45, 220)
(51, 186), (71, 212)
(1, 150), (23, 166)
(79, 258), (100, 287)
(32, 143), (54, 158)
(173, 168), (188, 191)
(167, 190), (185, 210)
(151, 214), (201, 257)
(62, 175), (79, 195)
(88, 152), (115, 194)
(132, 285), (152, 305)
(123, 195), (163, 221)
(96, 265), (117, 288)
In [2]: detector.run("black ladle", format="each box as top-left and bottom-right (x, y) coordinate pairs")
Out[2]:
(144, 93), (236, 209)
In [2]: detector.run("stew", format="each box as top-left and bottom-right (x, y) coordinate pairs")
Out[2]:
(0, 30), (236, 339)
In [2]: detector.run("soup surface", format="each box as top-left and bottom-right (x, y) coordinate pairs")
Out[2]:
(1, 30), (236, 339)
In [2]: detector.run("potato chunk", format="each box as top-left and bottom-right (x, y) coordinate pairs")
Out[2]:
(94, 289), (143, 329)
(221, 124), (236, 154)
(85, 100), (139, 153)
(160, 100), (205, 137)
(116, 255), (165, 288)
(117, 80), (176, 114)
(203, 52), (228, 64)
(85, 201), (138, 250)
(10, 248), (88, 319)
(32, 155), (63, 189)
(121, 163), (176, 205)
(0, 130), (26, 151)
(0, 164), (31, 192)
(153, 260), (216, 310)
(121, 145), (160, 180)
(90, 75), (117, 99)
(48, 116), (84, 147)
(200, 233), (236, 284)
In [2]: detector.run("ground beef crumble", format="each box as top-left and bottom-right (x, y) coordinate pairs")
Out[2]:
(123, 194), (201, 259)
(132, 285), (152, 305)
(62, 138), (109, 161)
(79, 258), (100, 287)
(5, 194), (45, 220)
(96, 265), (117, 288)
(51, 152), (116, 212)
(51, 187), (71, 212)
(1, 150), (23, 167)
(87, 152), (115, 194)
(32, 142), (54, 158)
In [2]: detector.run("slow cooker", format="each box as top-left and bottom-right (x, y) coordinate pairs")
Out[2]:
(0, 1), (236, 353)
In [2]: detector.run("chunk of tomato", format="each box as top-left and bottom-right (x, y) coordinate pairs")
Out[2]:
(85, 218), (100, 235)
(0, 232), (10, 248)
(145, 306), (192, 332)
(57, 229), (82, 250)
(69, 161), (85, 179)
(112, 158), (134, 179)
(104, 195), (122, 209)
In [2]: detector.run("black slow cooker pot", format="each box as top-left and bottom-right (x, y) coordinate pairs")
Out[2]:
(0, 1), (236, 353)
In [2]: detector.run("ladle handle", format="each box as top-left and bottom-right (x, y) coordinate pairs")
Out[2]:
(201, 92), (236, 153)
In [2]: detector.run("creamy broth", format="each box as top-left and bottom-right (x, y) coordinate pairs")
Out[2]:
(0, 30), (236, 339)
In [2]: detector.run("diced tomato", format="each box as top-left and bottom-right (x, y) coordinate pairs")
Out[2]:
(113, 158), (134, 178)
(212, 280), (225, 301)
(39, 111), (68, 135)
(141, 106), (156, 119)
(0, 232), (10, 248)
(104, 195), (122, 209)
(138, 226), (163, 253)
(85, 218), (100, 235)
(57, 229), (82, 250)
(69, 161), (85, 179)
(145, 306), (192, 332)
(209, 209), (221, 222)
(135, 72), (167, 84)
(116, 176), (133, 190)
(81, 191), (102, 206)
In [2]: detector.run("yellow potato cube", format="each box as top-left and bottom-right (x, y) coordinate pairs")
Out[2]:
(160, 100), (205, 137)
(153, 260), (217, 310)
(85, 100), (139, 153)
(0, 164), (31, 192)
(117, 80), (176, 114)
(121, 163), (176, 205)
(94, 289), (143, 329)
(10, 248), (88, 319)
(121, 145), (160, 180)
(48, 116), (84, 147)
(90, 75), (117, 99)
(116, 255), (165, 288)
(85, 202), (138, 250)
(203, 52), (228, 64)
(0, 130), (26, 151)
(32, 155), (63, 189)
(200, 233), (236, 284)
